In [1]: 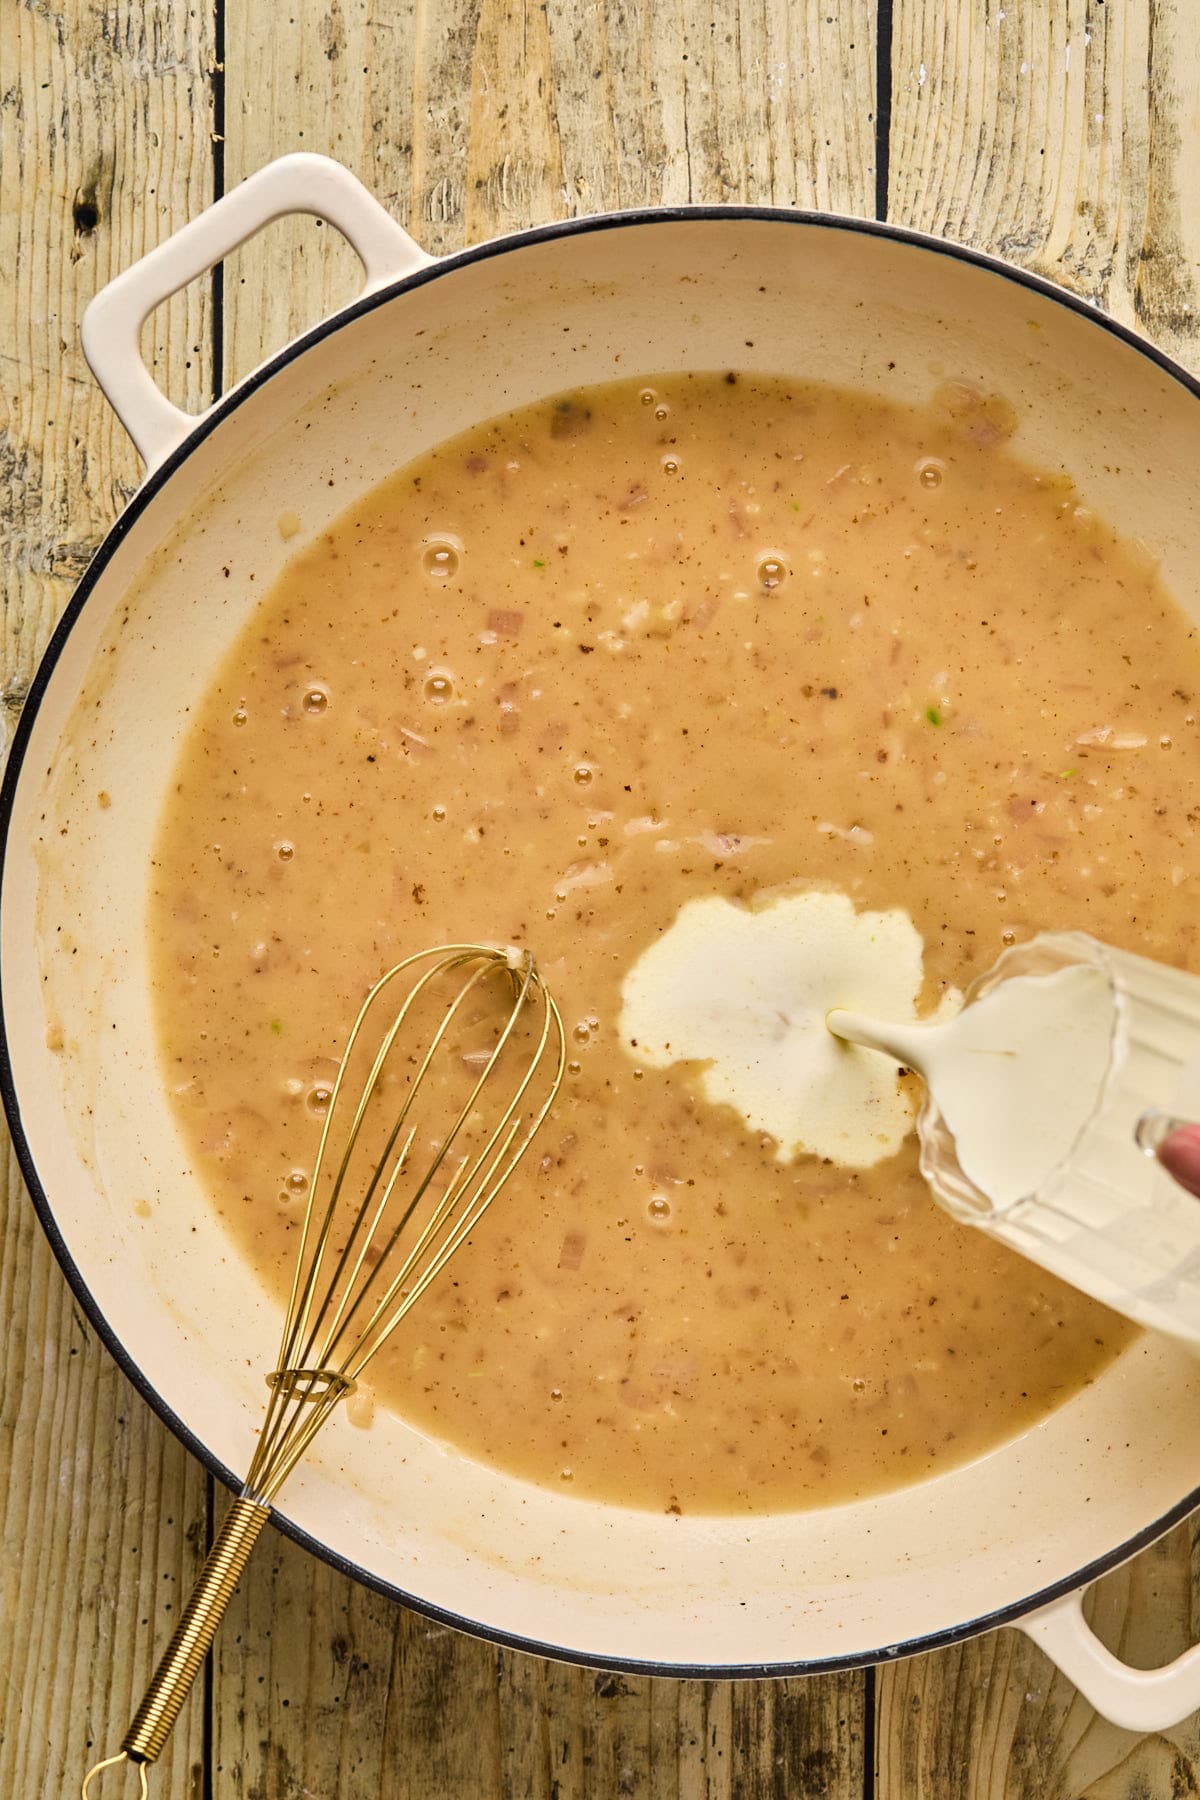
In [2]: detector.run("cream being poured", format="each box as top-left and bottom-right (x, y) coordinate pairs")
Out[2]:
(623, 894), (1200, 1341)
(828, 961), (1117, 1210)
(621, 889), (1117, 1211)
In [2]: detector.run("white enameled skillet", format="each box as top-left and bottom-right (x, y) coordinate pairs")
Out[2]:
(5, 154), (1200, 1729)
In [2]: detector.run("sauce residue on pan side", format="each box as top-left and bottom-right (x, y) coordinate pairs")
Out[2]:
(149, 372), (1200, 1515)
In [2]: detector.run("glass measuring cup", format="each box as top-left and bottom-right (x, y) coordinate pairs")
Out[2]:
(914, 931), (1200, 1344)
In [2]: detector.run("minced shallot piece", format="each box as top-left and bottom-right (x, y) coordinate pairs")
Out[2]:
(557, 859), (613, 893)
(692, 830), (771, 858)
(816, 821), (875, 847)
(396, 726), (432, 755)
(1075, 725), (1148, 750)
(557, 1230), (586, 1271)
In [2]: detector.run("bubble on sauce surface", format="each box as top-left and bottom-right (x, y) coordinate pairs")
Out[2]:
(639, 387), (656, 406)
(424, 671), (455, 704)
(655, 404), (670, 421)
(661, 454), (681, 475)
(757, 555), (787, 591)
(302, 685), (329, 715)
(275, 840), (295, 862)
(573, 763), (595, 786)
(916, 457), (946, 489)
(421, 537), (461, 580)
(647, 1195), (672, 1222)
(306, 1082), (332, 1116)
(233, 706), (248, 727)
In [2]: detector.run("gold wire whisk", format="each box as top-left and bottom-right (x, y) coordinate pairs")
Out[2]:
(83, 943), (565, 1797)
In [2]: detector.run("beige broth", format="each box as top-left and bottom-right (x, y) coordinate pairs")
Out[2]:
(150, 372), (1200, 1515)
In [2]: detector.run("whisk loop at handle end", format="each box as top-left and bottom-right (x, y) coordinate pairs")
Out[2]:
(83, 942), (565, 1796)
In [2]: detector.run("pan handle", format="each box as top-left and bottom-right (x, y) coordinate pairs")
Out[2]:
(1018, 1586), (1200, 1729)
(81, 153), (433, 474)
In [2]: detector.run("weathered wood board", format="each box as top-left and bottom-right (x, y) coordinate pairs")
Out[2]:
(4, 2), (1200, 1795)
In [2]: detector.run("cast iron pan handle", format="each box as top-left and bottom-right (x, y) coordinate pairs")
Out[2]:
(81, 152), (433, 473)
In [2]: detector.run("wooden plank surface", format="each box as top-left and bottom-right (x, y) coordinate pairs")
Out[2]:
(888, 0), (1200, 362)
(4, 1), (1200, 1797)
(0, 6), (218, 1798)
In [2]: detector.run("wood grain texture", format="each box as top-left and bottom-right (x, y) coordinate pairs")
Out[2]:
(876, 1526), (1200, 1799)
(887, 0), (1200, 364)
(217, 0), (877, 392)
(1, 0), (220, 679)
(214, 1545), (866, 1800)
(0, 3), (219, 1796)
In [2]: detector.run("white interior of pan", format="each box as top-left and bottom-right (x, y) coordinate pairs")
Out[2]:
(8, 216), (1200, 1668)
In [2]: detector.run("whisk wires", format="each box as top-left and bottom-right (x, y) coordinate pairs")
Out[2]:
(244, 943), (564, 1505)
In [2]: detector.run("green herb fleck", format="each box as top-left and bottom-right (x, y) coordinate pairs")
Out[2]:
(790, 501), (801, 512)
(925, 705), (943, 727)
(532, 558), (546, 568)
(1059, 767), (1078, 779)
(270, 1019), (282, 1035)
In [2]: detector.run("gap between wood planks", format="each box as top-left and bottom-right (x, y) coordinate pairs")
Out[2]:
(875, 0), (894, 221)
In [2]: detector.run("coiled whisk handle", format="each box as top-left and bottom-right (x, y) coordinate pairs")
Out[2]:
(82, 1494), (270, 1795)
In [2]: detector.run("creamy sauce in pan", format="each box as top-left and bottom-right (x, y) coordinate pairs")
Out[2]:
(150, 373), (1200, 1514)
